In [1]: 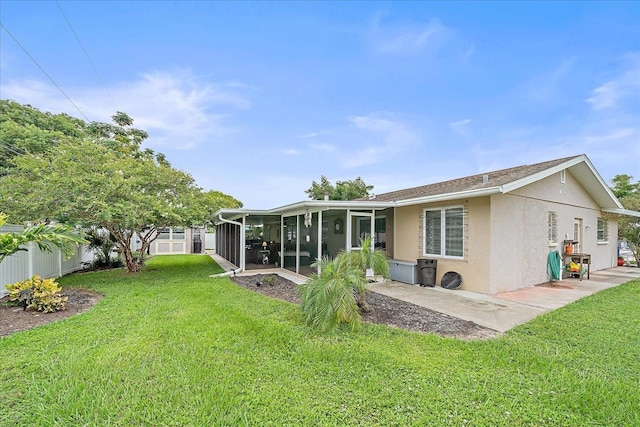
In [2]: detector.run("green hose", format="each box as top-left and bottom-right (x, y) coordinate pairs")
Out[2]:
(547, 250), (561, 281)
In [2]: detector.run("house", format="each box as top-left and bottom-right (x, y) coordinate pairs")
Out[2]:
(213, 154), (640, 294)
(133, 227), (206, 255)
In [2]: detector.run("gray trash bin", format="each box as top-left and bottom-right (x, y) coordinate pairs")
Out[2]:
(417, 258), (437, 287)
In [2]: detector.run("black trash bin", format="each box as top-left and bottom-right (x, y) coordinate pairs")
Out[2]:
(417, 258), (437, 287)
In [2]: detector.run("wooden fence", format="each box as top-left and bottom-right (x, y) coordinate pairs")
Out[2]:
(0, 224), (89, 297)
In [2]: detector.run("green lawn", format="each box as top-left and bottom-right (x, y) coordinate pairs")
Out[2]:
(1, 255), (638, 426)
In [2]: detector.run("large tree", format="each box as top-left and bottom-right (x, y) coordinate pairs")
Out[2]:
(0, 111), (208, 272)
(0, 100), (86, 176)
(305, 176), (374, 200)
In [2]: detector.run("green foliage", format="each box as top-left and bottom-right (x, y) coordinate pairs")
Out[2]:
(609, 174), (640, 266)
(610, 174), (639, 199)
(305, 175), (374, 200)
(200, 189), (243, 225)
(299, 237), (389, 331)
(0, 109), (207, 273)
(262, 274), (276, 286)
(0, 213), (86, 264)
(83, 228), (117, 267)
(299, 256), (363, 332)
(0, 100), (86, 176)
(5, 275), (68, 313)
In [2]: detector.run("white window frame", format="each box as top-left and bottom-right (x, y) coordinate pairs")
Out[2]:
(596, 218), (609, 243)
(423, 206), (464, 259)
(548, 211), (558, 245)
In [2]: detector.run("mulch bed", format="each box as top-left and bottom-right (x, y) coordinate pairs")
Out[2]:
(0, 289), (103, 337)
(230, 273), (499, 339)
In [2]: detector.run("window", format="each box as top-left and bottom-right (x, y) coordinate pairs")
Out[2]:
(157, 228), (185, 240)
(424, 207), (464, 258)
(172, 227), (185, 240)
(597, 218), (608, 242)
(548, 212), (558, 244)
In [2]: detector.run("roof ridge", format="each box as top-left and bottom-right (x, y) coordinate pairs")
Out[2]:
(370, 154), (584, 202)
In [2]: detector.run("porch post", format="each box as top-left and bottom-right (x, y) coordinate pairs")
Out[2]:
(346, 209), (351, 251)
(240, 216), (246, 271)
(280, 215), (284, 269)
(317, 210), (322, 275)
(296, 214), (300, 274)
(371, 209), (376, 250)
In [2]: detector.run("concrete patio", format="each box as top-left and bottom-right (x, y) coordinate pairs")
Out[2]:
(369, 266), (640, 332)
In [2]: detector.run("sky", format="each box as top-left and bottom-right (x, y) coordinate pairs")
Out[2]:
(1, 1), (639, 209)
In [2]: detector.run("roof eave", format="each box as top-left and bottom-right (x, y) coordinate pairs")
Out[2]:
(603, 208), (640, 218)
(394, 186), (503, 207)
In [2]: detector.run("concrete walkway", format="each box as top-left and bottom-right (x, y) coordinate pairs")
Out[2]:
(370, 266), (640, 333)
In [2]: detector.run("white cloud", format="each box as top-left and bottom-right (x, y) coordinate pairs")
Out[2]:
(1, 69), (251, 150)
(449, 119), (472, 136)
(310, 143), (337, 153)
(587, 52), (640, 110)
(370, 15), (452, 55)
(342, 113), (422, 168)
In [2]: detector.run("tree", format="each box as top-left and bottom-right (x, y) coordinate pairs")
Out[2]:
(0, 114), (206, 273)
(305, 176), (374, 201)
(200, 190), (243, 226)
(610, 174), (640, 267)
(0, 213), (86, 264)
(0, 100), (85, 176)
(610, 174), (639, 199)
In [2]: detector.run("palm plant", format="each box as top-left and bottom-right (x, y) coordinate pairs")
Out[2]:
(299, 236), (389, 332)
(0, 213), (87, 264)
(83, 228), (118, 267)
(299, 256), (364, 332)
(342, 236), (390, 312)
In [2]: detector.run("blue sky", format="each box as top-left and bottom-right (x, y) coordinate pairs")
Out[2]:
(1, 1), (639, 209)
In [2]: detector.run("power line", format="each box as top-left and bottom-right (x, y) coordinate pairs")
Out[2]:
(55, 0), (119, 112)
(0, 22), (90, 122)
(0, 142), (28, 157)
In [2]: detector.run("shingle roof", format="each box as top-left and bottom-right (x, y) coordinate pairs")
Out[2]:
(369, 155), (583, 202)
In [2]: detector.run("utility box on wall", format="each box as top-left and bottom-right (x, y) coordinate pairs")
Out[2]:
(389, 259), (419, 285)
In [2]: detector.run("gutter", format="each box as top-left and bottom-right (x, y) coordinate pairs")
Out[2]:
(603, 208), (640, 218)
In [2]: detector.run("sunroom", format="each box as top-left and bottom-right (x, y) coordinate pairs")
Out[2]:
(214, 200), (394, 276)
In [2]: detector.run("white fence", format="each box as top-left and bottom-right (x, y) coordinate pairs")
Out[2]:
(0, 224), (90, 297)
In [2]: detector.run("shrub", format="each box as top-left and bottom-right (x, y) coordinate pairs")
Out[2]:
(5, 275), (68, 313)
(299, 236), (389, 332)
(262, 275), (276, 286)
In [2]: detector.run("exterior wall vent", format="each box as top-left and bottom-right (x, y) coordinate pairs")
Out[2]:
(560, 169), (566, 184)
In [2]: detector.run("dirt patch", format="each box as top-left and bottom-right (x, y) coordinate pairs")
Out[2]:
(230, 273), (499, 339)
(0, 289), (103, 337)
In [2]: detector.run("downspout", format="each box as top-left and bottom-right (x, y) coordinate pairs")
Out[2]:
(217, 214), (245, 274)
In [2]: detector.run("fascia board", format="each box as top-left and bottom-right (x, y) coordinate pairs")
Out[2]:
(500, 155), (586, 194)
(603, 208), (640, 218)
(394, 187), (503, 207)
(270, 200), (394, 215)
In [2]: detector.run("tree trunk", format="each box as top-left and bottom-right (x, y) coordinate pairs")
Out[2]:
(356, 290), (371, 313)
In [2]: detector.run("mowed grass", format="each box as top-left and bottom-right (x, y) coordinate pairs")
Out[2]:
(1, 255), (639, 426)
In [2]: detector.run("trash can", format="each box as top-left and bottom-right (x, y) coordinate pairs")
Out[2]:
(417, 258), (437, 287)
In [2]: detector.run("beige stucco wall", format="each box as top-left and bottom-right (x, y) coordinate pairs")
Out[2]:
(489, 170), (618, 293)
(391, 169), (618, 294)
(393, 198), (492, 293)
